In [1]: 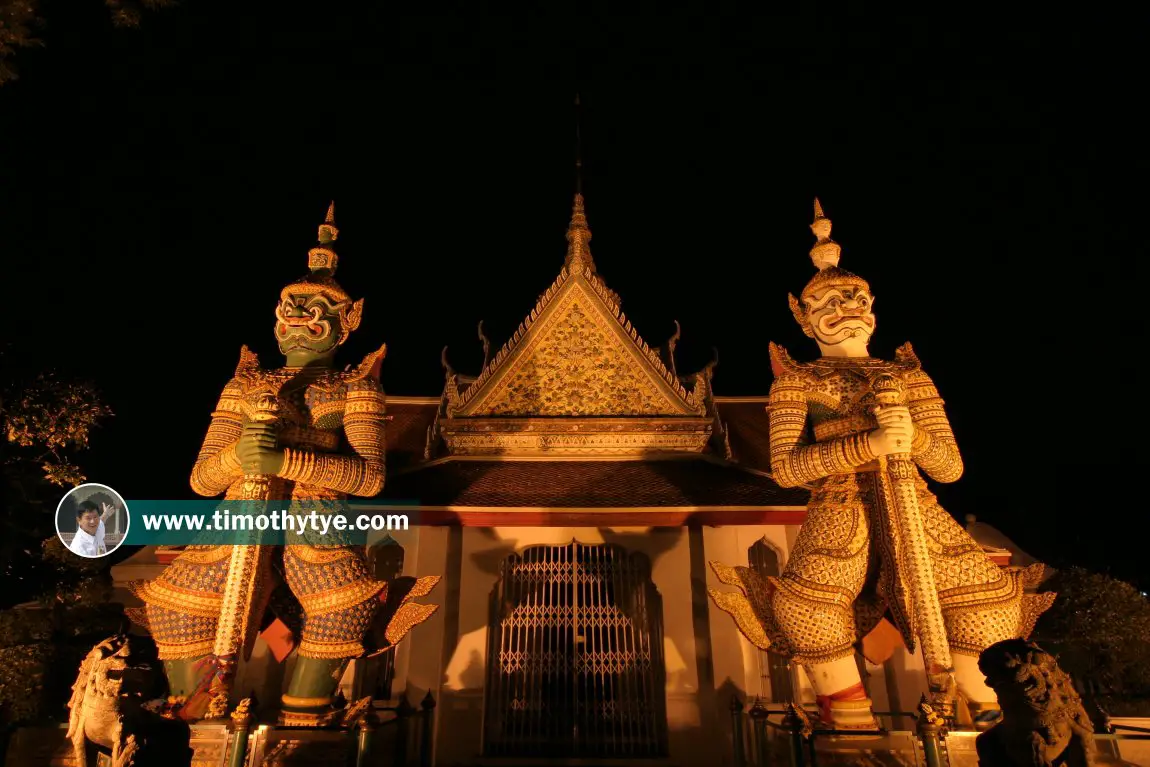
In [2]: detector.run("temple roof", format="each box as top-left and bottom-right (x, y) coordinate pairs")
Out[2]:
(385, 396), (779, 474)
(444, 194), (705, 421)
(964, 515), (1040, 567)
(381, 457), (807, 509)
(423, 193), (720, 458)
(376, 192), (797, 503)
(384, 397), (440, 470)
(380, 393), (804, 511)
(713, 398), (773, 470)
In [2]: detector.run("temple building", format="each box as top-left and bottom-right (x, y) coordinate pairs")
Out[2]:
(113, 193), (1037, 766)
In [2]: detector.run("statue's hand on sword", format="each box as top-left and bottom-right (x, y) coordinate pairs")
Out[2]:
(237, 420), (285, 476)
(868, 402), (914, 456)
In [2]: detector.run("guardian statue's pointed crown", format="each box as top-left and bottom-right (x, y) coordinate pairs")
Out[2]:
(788, 199), (872, 337)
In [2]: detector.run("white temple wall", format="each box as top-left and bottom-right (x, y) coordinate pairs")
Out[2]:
(407, 523), (812, 766)
(884, 640), (929, 721)
(386, 525), (453, 764)
(702, 525), (792, 704)
(361, 525), (429, 705)
(418, 525), (721, 766)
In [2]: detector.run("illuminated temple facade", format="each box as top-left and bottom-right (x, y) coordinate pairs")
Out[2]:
(114, 194), (1023, 766)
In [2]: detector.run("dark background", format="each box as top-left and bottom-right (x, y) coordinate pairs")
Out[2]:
(1, 6), (1144, 585)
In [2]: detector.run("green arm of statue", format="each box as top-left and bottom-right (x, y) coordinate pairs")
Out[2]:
(277, 380), (387, 497)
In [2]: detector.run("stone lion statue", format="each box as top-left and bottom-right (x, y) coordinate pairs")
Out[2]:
(66, 634), (191, 767)
(976, 638), (1097, 767)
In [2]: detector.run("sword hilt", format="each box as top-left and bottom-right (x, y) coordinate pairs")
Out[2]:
(250, 392), (280, 423)
(872, 374), (910, 454)
(872, 373), (906, 406)
(238, 392), (282, 496)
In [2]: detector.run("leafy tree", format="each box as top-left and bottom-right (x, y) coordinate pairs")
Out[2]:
(1032, 567), (1150, 711)
(0, 351), (123, 735)
(0, 0), (173, 85)
(1, 354), (114, 608)
(0, 0), (38, 85)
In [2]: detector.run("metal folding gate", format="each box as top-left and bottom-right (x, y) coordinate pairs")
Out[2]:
(483, 541), (669, 758)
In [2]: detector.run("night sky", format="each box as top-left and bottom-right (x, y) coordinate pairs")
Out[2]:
(1, 6), (1144, 586)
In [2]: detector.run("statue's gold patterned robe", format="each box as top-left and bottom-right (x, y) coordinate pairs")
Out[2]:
(128, 346), (431, 660)
(710, 343), (1052, 666)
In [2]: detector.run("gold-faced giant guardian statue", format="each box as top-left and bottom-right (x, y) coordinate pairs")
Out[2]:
(126, 204), (439, 725)
(708, 200), (1053, 730)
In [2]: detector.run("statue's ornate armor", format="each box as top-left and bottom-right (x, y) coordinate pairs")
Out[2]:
(730, 341), (1048, 666)
(129, 344), (388, 660)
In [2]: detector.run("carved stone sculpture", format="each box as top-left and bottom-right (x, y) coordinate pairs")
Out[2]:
(66, 635), (175, 767)
(976, 639), (1098, 766)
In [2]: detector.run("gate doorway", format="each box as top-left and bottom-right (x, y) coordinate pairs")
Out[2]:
(483, 541), (669, 759)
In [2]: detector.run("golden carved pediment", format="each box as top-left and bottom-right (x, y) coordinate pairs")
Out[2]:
(438, 415), (712, 456)
(451, 273), (704, 418)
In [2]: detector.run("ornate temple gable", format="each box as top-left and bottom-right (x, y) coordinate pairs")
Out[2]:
(437, 194), (712, 457)
(451, 276), (702, 417)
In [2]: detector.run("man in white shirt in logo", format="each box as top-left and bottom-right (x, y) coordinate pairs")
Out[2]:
(69, 500), (117, 557)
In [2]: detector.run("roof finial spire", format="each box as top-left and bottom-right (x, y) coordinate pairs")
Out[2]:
(565, 93), (595, 275)
(574, 92), (583, 196)
(565, 191), (594, 274)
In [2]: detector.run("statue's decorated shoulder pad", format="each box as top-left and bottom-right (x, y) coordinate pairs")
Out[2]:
(768, 342), (810, 379)
(893, 342), (922, 371)
(202, 346), (262, 416)
(342, 343), (388, 388)
(225, 344), (265, 392)
(235, 344), (261, 376)
(892, 343), (949, 403)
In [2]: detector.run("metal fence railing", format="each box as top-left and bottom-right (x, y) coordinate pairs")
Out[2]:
(214, 690), (437, 767)
(729, 695), (1150, 767)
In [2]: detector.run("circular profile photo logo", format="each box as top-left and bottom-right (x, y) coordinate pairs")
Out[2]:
(56, 483), (130, 558)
